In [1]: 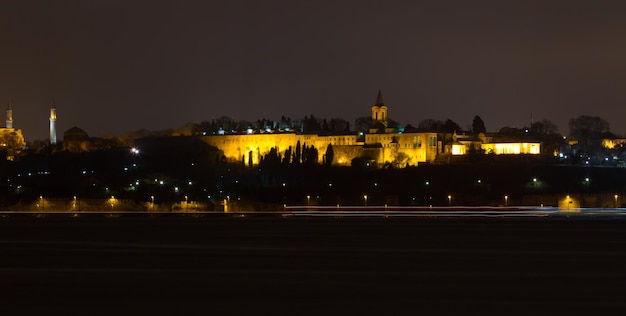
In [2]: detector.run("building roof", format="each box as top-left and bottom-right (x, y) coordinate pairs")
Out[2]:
(63, 126), (89, 141)
(373, 89), (385, 107)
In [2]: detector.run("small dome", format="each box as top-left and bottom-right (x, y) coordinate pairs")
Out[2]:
(64, 126), (89, 142)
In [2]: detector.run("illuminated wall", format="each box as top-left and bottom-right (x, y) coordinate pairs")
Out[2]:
(201, 133), (360, 166)
(451, 143), (466, 155)
(481, 142), (541, 155)
(200, 132), (539, 167)
(200, 131), (439, 167)
(366, 132), (439, 165)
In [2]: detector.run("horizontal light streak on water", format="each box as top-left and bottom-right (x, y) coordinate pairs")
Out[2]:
(282, 206), (626, 217)
(285, 212), (553, 218)
(283, 205), (559, 217)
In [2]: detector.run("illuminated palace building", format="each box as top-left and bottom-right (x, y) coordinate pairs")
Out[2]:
(199, 91), (541, 167)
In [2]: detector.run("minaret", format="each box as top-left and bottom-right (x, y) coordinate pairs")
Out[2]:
(50, 98), (57, 145)
(6, 98), (13, 129)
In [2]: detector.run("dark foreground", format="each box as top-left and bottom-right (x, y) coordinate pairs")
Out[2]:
(1, 214), (626, 315)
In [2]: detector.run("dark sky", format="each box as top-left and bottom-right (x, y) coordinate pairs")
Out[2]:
(2, 0), (626, 141)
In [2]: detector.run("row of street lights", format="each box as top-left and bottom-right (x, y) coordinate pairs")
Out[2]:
(31, 192), (623, 210)
(303, 194), (621, 208)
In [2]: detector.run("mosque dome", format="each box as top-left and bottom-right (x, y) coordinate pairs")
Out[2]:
(63, 126), (89, 142)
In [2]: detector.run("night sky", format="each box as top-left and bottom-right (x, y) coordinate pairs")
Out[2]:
(2, 1), (626, 142)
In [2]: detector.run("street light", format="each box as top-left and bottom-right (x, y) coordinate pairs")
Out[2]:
(504, 195), (508, 207)
(73, 195), (78, 210)
(447, 195), (451, 207)
(363, 194), (368, 206)
(615, 194), (619, 208)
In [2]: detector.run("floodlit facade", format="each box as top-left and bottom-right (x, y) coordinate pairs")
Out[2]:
(200, 131), (441, 167)
(481, 142), (541, 155)
(451, 142), (467, 155)
(199, 91), (541, 167)
(200, 91), (441, 167)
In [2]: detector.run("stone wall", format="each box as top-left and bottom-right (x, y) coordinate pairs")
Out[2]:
(200, 131), (440, 167)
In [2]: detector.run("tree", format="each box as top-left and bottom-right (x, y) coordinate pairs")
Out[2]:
(260, 147), (281, 168)
(392, 151), (408, 168)
(418, 119), (444, 131)
(403, 124), (418, 132)
(294, 140), (301, 164)
(215, 116), (234, 131)
(304, 145), (318, 165)
(322, 119), (329, 131)
(325, 144), (334, 166)
(355, 116), (372, 133)
(531, 119), (559, 135)
(0, 131), (26, 159)
(302, 115), (321, 133)
(569, 115), (609, 139)
(472, 116), (486, 134)
(443, 119), (462, 133)
(283, 146), (292, 165)
(569, 115), (610, 152)
(329, 118), (350, 132)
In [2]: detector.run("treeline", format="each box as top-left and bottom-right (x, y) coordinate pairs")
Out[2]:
(258, 142), (335, 168)
(193, 115), (351, 135)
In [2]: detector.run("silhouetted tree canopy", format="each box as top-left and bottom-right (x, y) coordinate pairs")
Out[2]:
(569, 115), (609, 139)
(302, 115), (322, 133)
(472, 116), (486, 134)
(325, 144), (334, 166)
(531, 119), (559, 135)
(355, 116), (372, 133)
(444, 119), (462, 133)
(403, 124), (418, 132)
(329, 118), (350, 132)
(295, 140), (302, 164)
(569, 115), (610, 152)
(418, 119), (444, 131)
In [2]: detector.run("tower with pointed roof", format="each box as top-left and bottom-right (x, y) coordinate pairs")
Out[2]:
(371, 89), (388, 127)
(50, 99), (57, 145)
(6, 98), (13, 129)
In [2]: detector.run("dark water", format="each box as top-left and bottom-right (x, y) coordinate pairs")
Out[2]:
(1, 214), (625, 315)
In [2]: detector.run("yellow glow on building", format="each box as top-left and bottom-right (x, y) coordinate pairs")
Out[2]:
(602, 138), (626, 149)
(559, 195), (580, 211)
(481, 142), (540, 155)
(451, 143), (466, 155)
(201, 131), (439, 167)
